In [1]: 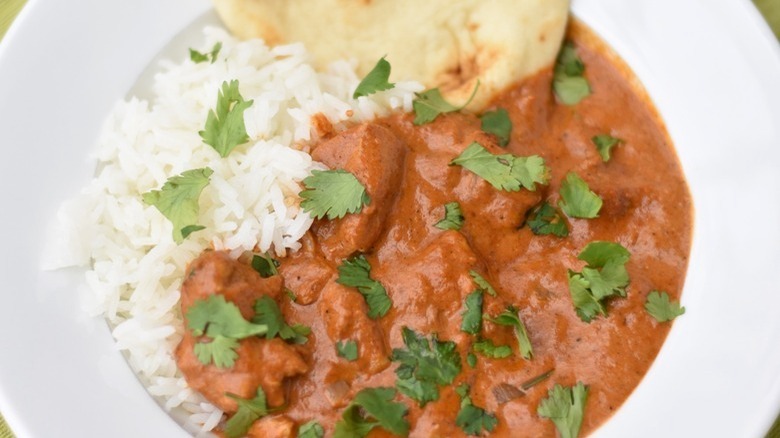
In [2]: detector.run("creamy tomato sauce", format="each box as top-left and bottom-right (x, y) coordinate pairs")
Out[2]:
(176, 22), (692, 437)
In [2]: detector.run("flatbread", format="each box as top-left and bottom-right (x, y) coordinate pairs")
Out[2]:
(213, 0), (570, 110)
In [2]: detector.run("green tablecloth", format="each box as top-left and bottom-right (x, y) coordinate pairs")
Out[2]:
(0, 1), (778, 437)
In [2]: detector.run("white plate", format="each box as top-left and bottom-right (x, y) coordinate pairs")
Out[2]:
(1, 0), (779, 437)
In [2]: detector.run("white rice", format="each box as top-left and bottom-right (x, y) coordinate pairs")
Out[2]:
(45, 26), (423, 435)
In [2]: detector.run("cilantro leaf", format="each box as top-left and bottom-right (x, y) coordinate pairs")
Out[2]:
(460, 291), (483, 335)
(467, 352), (477, 368)
(558, 172), (602, 219)
(300, 169), (371, 220)
(193, 335), (240, 368)
(224, 387), (269, 438)
(412, 81), (480, 125)
(469, 270), (497, 297)
(391, 327), (462, 407)
(251, 253), (279, 278)
(337, 340), (359, 361)
(578, 241), (631, 267)
(567, 271), (605, 322)
(142, 167), (213, 244)
(252, 296), (310, 344)
(337, 255), (392, 319)
(480, 108), (512, 147)
(537, 382), (589, 438)
(199, 80), (254, 157)
(435, 202), (465, 231)
(189, 42), (222, 64)
(455, 384), (498, 436)
(298, 421), (324, 438)
(353, 56), (395, 98)
(568, 241), (631, 322)
(553, 43), (591, 105)
(451, 142), (549, 192)
(592, 134), (622, 162)
(645, 291), (685, 322)
(472, 339), (512, 359)
(334, 388), (410, 438)
(486, 306), (533, 360)
(527, 202), (569, 237)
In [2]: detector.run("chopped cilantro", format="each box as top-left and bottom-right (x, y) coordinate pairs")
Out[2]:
(298, 421), (324, 438)
(472, 339), (512, 359)
(189, 42), (222, 64)
(451, 142), (549, 192)
(455, 383), (498, 436)
(645, 291), (685, 322)
(592, 134), (622, 162)
(300, 169), (371, 220)
(553, 42), (591, 105)
(337, 255), (392, 319)
(251, 253), (279, 278)
(527, 201), (569, 237)
(391, 327), (462, 407)
(224, 387), (270, 438)
(193, 336), (239, 369)
(558, 172), (602, 219)
(336, 340), (359, 361)
(413, 81), (480, 125)
(142, 167), (213, 244)
(353, 56), (395, 98)
(568, 241), (631, 322)
(537, 382), (589, 438)
(469, 270), (497, 297)
(467, 352), (477, 368)
(435, 202), (465, 231)
(480, 108), (512, 147)
(333, 388), (410, 438)
(252, 296), (310, 344)
(199, 80), (254, 157)
(285, 288), (297, 302)
(486, 306), (533, 360)
(460, 291), (483, 335)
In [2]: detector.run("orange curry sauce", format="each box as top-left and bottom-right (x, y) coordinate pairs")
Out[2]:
(175, 23), (692, 437)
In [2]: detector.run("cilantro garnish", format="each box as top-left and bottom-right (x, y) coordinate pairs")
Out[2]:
(336, 340), (359, 361)
(521, 368), (555, 390)
(451, 142), (549, 192)
(469, 270), (497, 297)
(467, 352), (477, 368)
(567, 241), (631, 323)
(645, 291), (685, 322)
(199, 80), (254, 157)
(592, 134), (622, 162)
(189, 42), (222, 64)
(486, 306), (533, 360)
(186, 295), (268, 368)
(337, 255), (392, 319)
(300, 169), (371, 220)
(527, 201), (569, 237)
(472, 339), (512, 359)
(142, 167), (213, 244)
(537, 382), (589, 438)
(480, 108), (512, 147)
(285, 288), (297, 302)
(558, 172), (602, 219)
(251, 253), (279, 278)
(353, 56), (395, 98)
(412, 81), (480, 125)
(298, 421), (324, 438)
(455, 383), (498, 436)
(224, 387), (270, 438)
(252, 296), (310, 344)
(435, 202), (465, 231)
(553, 42), (591, 105)
(391, 327), (462, 407)
(333, 388), (410, 438)
(460, 291), (483, 335)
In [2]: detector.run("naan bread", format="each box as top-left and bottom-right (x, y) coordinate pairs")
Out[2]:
(213, 0), (569, 110)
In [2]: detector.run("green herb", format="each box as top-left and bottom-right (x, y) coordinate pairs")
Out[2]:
(645, 291), (685, 322)
(467, 353), (477, 368)
(142, 167), (213, 244)
(527, 201), (569, 237)
(298, 421), (325, 438)
(553, 42), (591, 105)
(472, 339), (512, 359)
(353, 56), (395, 98)
(285, 288), (297, 302)
(537, 382), (589, 438)
(460, 291), (483, 335)
(592, 134), (622, 162)
(337, 340), (359, 361)
(413, 81), (480, 125)
(435, 202), (465, 231)
(252, 296), (310, 344)
(480, 108), (512, 147)
(333, 388), (410, 438)
(199, 80), (254, 157)
(455, 384), (498, 436)
(300, 169), (371, 220)
(337, 255), (392, 319)
(558, 172), (602, 219)
(186, 295), (268, 368)
(391, 327), (462, 407)
(251, 253), (279, 278)
(469, 270), (497, 297)
(567, 241), (631, 322)
(189, 42), (222, 64)
(521, 368), (555, 390)
(224, 387), (270, 438)
(451, 142), (549, 192)
(486, 306), (533, 360)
